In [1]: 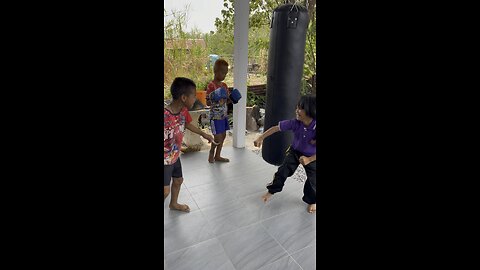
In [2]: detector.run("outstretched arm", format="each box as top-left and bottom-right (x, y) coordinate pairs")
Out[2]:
(254, 125), (280, 148)
(185, 123), (218, 145)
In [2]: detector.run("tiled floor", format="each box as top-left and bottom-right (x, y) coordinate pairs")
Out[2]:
(164, 147), (316, 270)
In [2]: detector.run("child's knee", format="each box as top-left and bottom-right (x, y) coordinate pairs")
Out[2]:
(163, 186), (170, 198)
(172, 177), (183, 185)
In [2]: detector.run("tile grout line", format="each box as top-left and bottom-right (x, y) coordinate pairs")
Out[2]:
(164, 193), (309, 252)
(164, 205), (217, 257)
(258, 221), (305, 270)
(166, 148), (313, 269)
(182, 183), (202, 211)
(289, 243), (316, 270)
(212, 235), (239, 270)
(164, 205), (304, 262)
(203, 204), (302, 240)
(164, 236), (237, 270)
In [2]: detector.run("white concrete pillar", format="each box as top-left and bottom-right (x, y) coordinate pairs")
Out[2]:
(233, 0), (249, 148)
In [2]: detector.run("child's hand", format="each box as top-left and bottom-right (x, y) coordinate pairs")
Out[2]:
(253, 137), (263, 148)
(310, 139), (316, 145)
(203, 134), (219, 145)
(299, 156), (312, 166)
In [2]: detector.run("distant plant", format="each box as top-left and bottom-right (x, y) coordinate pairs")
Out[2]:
(247, 91), (266, 108)
(214, 0), (316, 94)
(164, 6), (211, 96)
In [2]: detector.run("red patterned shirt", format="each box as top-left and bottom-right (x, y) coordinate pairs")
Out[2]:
(206, 81), (229, 120)
(164, 107), (192, 165)
(206, 81), (229, 96)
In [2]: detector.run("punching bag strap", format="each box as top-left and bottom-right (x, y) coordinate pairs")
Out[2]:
(287, 4), (300, 29)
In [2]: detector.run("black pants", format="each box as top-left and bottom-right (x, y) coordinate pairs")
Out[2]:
(164, 158), (183, 187)
(267, 148), (317, 204)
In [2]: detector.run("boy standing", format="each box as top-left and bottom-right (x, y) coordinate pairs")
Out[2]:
(164, 77), (216, 211)
(206, 59), (231, 163)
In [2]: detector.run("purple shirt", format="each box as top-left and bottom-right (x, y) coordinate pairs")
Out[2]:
(279, 119), (316, 157)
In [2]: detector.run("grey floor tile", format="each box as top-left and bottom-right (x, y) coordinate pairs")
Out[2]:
(291, 244), (316, 270)
(228, 178), (271, 199)
(188, 181), (238, 209)
(218, 223), (288, 270)
(164, 184), (200, 219)
(164, 210), (215, 255)
(276, 179), (305, 196)
(227, 171), (304, 200)
(257, 256), (303, 270)
(178, 152), (210, 171)
(262, 208), (316, 254)
(224, 165), (276, 180)
(239, 191), (306, 222)
(200, 199), (259, 237)
(165, 147), (316, 269)
(182, 165), (225, 188)
(165, 238), (236, 270)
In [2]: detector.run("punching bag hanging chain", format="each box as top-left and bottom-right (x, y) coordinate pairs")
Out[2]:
(290, 3), (299, 12)
(287, 5), (300, 29)
(285, 0), (298, 4)
(285, 0), (303, 8)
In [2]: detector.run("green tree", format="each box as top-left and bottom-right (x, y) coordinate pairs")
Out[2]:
(164, 5), (211, 94)
(214, 0), (316, 94)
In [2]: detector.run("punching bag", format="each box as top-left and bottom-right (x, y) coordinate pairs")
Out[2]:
(262, 4), (309, 166)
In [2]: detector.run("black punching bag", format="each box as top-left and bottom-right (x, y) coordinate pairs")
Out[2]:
(262, 4), (309, 166)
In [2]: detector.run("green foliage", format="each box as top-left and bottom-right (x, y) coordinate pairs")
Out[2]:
(196, 78), (211, 90)
(164, 0), (316, 99)
(164, 88), (172, 101)
(214, 0), (316, 94)
(247, 91), (266, 107)
(164, 5), (212, 94)
(204, 29), (234, 55)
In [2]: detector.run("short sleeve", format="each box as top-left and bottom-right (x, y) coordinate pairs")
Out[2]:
(222, 82), (229, 95)
(182, 108), (192, 124)
(279, 119), (297, 131)
(206, 82), (216, 96)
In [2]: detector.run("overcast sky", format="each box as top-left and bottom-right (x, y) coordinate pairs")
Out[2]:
(164, 0), (224, 33)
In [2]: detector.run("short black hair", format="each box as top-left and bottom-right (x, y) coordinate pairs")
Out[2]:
(170, 77), (196, 100)
(297, 95), (316, 119)
(213, 59), (229, 72)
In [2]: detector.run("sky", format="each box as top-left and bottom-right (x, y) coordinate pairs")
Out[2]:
(164, 0), (224, 33)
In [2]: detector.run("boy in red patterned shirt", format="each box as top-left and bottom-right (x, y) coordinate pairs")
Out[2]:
(206, 59), (231, 163)
(164, 77), (216, 212)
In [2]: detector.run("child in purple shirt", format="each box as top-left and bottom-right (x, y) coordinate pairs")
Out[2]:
(254, 95), (317, 213)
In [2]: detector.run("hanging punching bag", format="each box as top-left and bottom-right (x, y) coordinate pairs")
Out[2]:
(262, 4), (309, 166)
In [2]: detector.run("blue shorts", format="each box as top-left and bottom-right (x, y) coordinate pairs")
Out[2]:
(210, 118), (230, 135)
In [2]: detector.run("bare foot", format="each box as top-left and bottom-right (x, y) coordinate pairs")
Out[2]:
(208, 152), (215, 163)
(214, 157), (230, 162)
(169, 203), (190, 213)
(307, 204), (316, 213)
(261, 192), (272, 203)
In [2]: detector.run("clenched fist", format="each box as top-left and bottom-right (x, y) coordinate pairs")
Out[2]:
(299, 156), (312, 166)
(254, 137), (263, 148)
